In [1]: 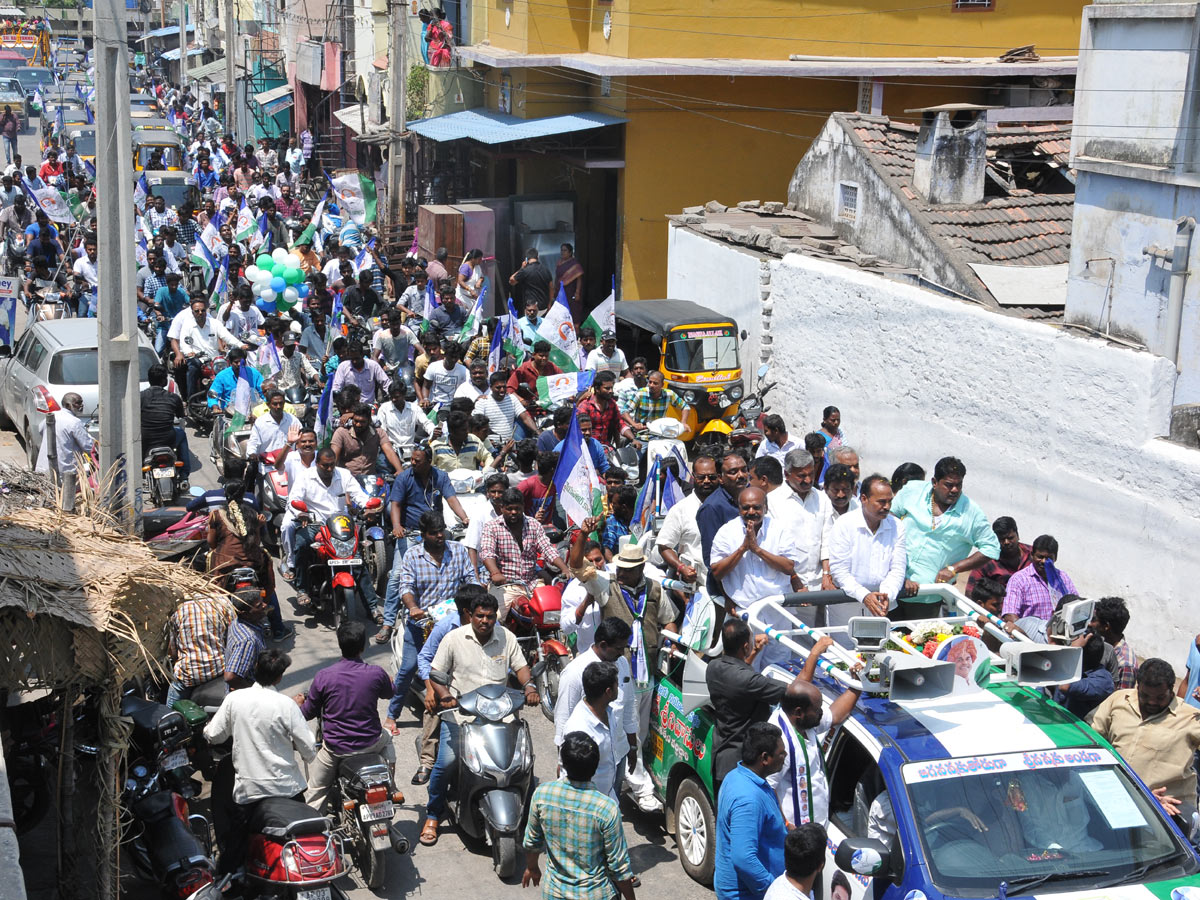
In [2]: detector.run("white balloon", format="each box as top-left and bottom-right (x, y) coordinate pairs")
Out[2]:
(283, 286), (299, 303)
(254, 270), (272, 285)
(285, 253), (302, 268)
(271, 247), (288, 263)
(245, 265), (260, 281)
(261, 289), (277, 303)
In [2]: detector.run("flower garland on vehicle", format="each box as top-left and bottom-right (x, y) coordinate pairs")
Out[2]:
(889, 620), (983, 658)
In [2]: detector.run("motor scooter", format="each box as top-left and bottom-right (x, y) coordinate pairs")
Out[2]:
(430, 680), (538, 879)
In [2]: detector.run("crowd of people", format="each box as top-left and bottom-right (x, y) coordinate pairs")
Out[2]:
(18, 66), (1200, 900)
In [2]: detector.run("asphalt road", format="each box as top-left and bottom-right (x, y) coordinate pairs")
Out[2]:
(1, 112), (714, 898)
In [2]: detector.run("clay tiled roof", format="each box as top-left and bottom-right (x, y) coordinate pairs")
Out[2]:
(842, 113), (1074, 266)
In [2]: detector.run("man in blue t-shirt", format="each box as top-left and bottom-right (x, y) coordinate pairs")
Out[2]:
(207, 346), (264, 410)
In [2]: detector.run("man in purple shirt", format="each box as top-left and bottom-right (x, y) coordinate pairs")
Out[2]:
(331, 341), (391, 406)
(295, 620), (398, 812)
(1001, 534), (1078, 625)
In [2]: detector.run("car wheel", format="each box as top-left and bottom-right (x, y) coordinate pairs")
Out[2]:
(675, 777), (715, 886)
(23, 422), (37, 468)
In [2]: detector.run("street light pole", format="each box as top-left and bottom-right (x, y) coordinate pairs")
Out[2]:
(95, 0), (141, 533)
(178, 0), (188, 88)
(387, 0), (406, 228)
(224, 0), (236, 142)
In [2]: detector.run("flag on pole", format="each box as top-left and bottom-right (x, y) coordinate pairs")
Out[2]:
(327, 171), (377, 226)
(314, 376), (335, 447)
(632, 456), (660, 537)
(82, 158), (95, 180)
(64, 189), (86, 220)
(535, 285), (581, 372)
(234, 197), (255, 242)
(224, 364), (254, 437)
(200, 219), (223, 256)
(249, 213), (269, 252)
(210, 255), (228, 303)
(582, 280), (615, 342)
(418, 276), (439, 334)
(135, 234), (148, 268)
(53, 105), (64, 135)
(535, 370), (594, 407)
(22, 181), (75, 224)
(330, 290), (344, 329)
(456, 278), (486, 343)
(486, 317), (505, 375)
(661, 468), (684, 513)
(84, 104), (93, 125)
(133, 174), (150, 213)
(552, 411), (605, 527)
(258, 335), (282, 377)
(291, 191), (327, 249)
(354, 237), (375, 274)
(190, 239), (217, 280)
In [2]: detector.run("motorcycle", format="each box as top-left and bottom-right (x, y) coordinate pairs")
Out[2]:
(210, 405), (250, 479)
(353, 472), (391, 598)
(185, 352), (227, 437)
(143, 441), (187, 507)
(694, 363), (774, 454)
(290, 497), (384, 625)
(145, 503), (210, 571)
(326, 743), (408, 889)
(0, 688), (58, 835)
(30, 287), (73, 322)
(2, 230), (27, 277)
(119, 690), (217, 899)
(499, 580), (570, 721)
(242, 797), (347, 900)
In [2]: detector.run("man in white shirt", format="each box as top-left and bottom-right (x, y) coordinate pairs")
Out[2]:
(827, 475), (907, 618)
(585, 332), (628, 377)
(755, 414), (798, 467)
(559, 540), (608, 654)
(202, 647), (317, 873)
(474, 373), (534, 444)
(711, 486), (805, 671)
(766, 637), (860, 828)
(561, 660), (624, 803)
(763, 824), (829, 900)
(276, 429), (317, 579)
(34, 391), (93, 512)
(246, 388), (299, 476)
(376, 381), (434, 458)
(653, 452), (719, 585)
(555, 617), (635, 742)
(769, 448), (836, 592)
(218, 287), (266, 341)
(422, 341), (468, 409)
(169, 297), (246, 397)
(454, 359), (491, 402)
(288, 448), (371, 607)
(462, 473), (506, 578)
(71, 239), (98, 289)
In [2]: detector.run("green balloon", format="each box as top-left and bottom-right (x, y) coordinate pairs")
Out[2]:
(276, 295), (297, 311)
(284, 267), (303, 285)
(255, 254), (273, 269)
(269, 261), (285, 276)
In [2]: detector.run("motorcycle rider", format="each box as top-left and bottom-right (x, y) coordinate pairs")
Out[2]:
(207, 345), (264, 413)
(276, 330), (318, 392)
(140, 363), (190, 484)
(171, 296), (249, 399)
(294, 621), (398, 812)
(276, 428), (318, 581)
(422, 590), (540, 846)
(204, 647), (317, 874)
(257, 196), (289, 250)
(218, 284), (266, 341)
(331, 341), (390, 407)
(0, 189), (31, 273)
(331, 401), (403, 478)
(372, 308), (417, 378)
(288, 447), (382, 617)
(21, 256), (68, 313)
(343, 269), (386, 331)
(70, 239), (99, 317)
(376, 379), (435, 461)
(478, 487), (568, 619)
(247, 388), (299, 479)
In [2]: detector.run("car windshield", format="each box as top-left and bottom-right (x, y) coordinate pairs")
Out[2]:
(0, 90), (22, 104)
(15, 70), (50, 90)
(664, 326), (738, 373)
(137, 144), (180, 168)
(903, 750), (1192, 897)
(50, 347), (157, 386)
(66, 133), (95, 155)
(148, 181), (195, 210)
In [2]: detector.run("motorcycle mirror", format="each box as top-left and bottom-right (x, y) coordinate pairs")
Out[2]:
(0, 344), (9, 358)
(757, 363), (770, 379)
(364, 497), (383, 510)
(290, 499), (309, 513)
(188, 485), (204, 497)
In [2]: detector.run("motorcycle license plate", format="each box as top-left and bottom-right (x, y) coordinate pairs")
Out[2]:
(153, 469), (175, 479)
(360, 801), (394, 822)
(162, 748), (188, 770)
(329, 558), (362, 566)
(297, 889), (331, 900)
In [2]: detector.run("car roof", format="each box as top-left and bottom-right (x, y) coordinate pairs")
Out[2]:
(27, 318), (154, 352)
(614, 299), (738, 334)
(779, 664), (1104, 765)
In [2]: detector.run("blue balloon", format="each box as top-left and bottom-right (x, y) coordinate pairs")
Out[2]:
(270, 276), (287, 293)
(297, 283), (310, 299)
(256, 298), (277, 314)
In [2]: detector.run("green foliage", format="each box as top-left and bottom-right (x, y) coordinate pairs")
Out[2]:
(406, 63), (427, 117)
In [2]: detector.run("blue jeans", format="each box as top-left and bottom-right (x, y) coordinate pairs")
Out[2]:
(165, 680), (191, 708)
(266, 590), (285, 636)
(425, 719), (460, 821)
(386, 619), (426, 720)
(514, 418), (537, 441)
(381, 534), (421, 626)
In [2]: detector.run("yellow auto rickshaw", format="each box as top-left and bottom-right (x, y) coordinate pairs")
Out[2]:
(133, 131), (184, 171)
(613, 299), (744, 442)
(133, 117), (176, 134)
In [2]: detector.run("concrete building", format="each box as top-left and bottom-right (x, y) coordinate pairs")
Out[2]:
(415, 0), (1086, 302)
(664, 114), (1200, 665)
(1066, 0), (1200, 441)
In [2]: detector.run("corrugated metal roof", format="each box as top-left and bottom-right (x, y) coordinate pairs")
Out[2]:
(160, 47), (204, 61)
(406, 109), (626, 145)
(188, 57), (246, 80)
(140, 23), (195, 40)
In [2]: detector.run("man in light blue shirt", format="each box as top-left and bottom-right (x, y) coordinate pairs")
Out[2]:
(207, 346), (265, 410)
(516, 296), (543, 348)
(715, 721), (788, 900)
(889, 456), (1000, 620)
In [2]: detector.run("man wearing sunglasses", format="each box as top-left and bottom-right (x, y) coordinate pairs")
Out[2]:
(653, 453), (721, 586)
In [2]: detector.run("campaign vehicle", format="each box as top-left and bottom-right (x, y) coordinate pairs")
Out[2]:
(648, 585), (1200, 900)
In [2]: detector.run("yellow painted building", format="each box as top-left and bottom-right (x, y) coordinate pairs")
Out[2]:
(415, 0), (1086, 300)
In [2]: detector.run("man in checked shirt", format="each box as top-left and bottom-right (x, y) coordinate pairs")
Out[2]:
(479, 487), (568, 620)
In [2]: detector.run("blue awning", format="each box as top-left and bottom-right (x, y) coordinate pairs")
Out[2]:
(406, 109), (626, 145)
(160, 47), (205, 61)
(140, 24), (195, 41)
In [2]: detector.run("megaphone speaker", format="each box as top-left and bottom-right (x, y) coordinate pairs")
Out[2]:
(999, 643), (1082, 688)
(880, 653), (956, 702)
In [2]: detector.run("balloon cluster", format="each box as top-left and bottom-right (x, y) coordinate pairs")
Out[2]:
(246, 247), (310, 314)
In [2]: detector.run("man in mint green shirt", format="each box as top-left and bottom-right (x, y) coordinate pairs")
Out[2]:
(889, 456), (1000, 620)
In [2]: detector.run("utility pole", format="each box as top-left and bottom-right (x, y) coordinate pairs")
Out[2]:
(94, 0), (141, 536)
(178, 0), (188, 88)
(224, 0), (236, 143)
(387, 0), (406, 227)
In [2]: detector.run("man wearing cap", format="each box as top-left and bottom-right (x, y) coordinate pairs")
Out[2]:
(568, 522), (680, 790)
(276, 331), (319, 392)
(586, 331), (628, 378)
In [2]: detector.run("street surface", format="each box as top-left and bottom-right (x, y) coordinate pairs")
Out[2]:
(2, 113), (711, 897)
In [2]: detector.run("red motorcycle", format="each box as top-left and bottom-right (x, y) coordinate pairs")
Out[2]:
(501, 579), (571, 722)
(289, 498), (383, 626)
(243, 797), (347, 900)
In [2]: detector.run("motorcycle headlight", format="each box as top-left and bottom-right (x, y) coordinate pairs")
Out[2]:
(728, 384), (744, 400)
(511, 726), (532, 772)
(331, 536), (356, 557)
(461, 730), (490, 775)
(476, 694), (515, 721)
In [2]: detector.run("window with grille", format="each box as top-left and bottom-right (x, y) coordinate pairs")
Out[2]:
(838, 183), (858, 223)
